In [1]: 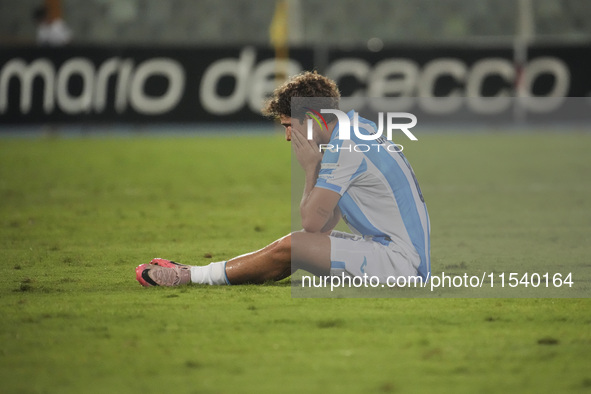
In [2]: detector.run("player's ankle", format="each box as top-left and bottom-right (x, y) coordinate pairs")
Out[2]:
(190, 261), (230, 285)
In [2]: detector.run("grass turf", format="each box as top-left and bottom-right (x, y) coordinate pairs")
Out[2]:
(1, 131), (590, 393)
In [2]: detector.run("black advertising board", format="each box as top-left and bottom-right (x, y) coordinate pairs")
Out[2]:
(0, 46), (314, 124)
(0, 43), (589, 125)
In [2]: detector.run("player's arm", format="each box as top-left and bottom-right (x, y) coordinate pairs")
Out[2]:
(320, 203), (341, 234)
(291, 126), (342, 233)
(300, 187), (341, 233)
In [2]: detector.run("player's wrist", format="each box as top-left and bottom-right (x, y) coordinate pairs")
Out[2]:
(303, 160), (321, 177)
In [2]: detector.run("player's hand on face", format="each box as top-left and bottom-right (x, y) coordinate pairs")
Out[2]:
(291, 124), (323, 173)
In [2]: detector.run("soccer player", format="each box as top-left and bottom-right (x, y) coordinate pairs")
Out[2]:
(136, 71), (430, 287)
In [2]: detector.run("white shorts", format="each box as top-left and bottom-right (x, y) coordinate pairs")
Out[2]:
(329, 231), (420, 282)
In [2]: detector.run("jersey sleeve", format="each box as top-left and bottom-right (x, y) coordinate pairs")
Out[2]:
(315, 140), (366, 195)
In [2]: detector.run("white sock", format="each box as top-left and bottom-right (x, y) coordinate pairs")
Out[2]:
(190, 261), (230, 285)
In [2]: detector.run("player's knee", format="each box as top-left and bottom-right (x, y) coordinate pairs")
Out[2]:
(275, 234), (291, 261)
(263, 234), (290, 280)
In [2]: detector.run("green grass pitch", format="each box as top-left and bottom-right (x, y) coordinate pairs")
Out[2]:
(1, 130), (590, 393)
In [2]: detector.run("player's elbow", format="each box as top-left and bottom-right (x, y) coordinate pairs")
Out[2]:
(300, 200), (337, 233)
(301, 216), (325, 234)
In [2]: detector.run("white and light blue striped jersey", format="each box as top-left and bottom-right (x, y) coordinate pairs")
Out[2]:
(315, 110), (431, 280)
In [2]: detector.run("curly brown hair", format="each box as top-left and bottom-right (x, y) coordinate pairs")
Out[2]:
(262, 71), (340, 122)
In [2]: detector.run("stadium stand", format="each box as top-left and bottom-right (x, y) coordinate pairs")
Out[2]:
(0, 0), (590, 46)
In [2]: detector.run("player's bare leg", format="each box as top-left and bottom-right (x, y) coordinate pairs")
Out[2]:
(225, 231), (330, 284)
(291, 231), (331, 276)
(224, 234), (292, 284)
(136, 231), (331, 286)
